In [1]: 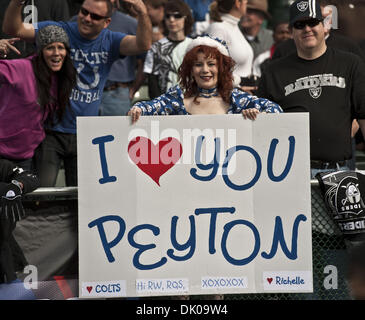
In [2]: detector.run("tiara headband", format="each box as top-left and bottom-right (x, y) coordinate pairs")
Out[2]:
(186, 34), (230, 57)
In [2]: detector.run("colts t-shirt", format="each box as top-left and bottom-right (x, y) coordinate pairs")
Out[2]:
(36, 21), (126, 133)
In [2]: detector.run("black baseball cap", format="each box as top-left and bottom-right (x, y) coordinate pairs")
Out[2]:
(289, 0), (323, 26)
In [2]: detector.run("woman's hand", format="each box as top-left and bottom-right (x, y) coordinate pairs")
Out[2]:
(242, 108), (261, 120)
(128, 106), (142, 124)
(0, 38), (21, 58)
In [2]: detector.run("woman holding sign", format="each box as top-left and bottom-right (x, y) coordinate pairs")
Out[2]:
(0, 26), (76, 171)
(128, 34), (282, 122)
(128, 35), (282, 300)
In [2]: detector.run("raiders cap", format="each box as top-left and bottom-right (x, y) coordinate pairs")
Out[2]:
(289, 0), (323, 26)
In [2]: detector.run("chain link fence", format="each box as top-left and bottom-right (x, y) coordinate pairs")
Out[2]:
(223, 182), (351, 301)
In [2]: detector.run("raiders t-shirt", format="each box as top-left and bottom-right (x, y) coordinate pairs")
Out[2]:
(257, 47), (365, 161)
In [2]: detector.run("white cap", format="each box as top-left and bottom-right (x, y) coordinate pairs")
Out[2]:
(186, 34), (230, 57)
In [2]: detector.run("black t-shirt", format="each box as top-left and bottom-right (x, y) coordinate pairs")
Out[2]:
(257, 47), (365, 161)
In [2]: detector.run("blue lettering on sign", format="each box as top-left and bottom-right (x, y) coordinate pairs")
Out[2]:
(201, 277), (245, 288)
(88, 208), (307, 270)
(261, 214), (307, 260)
(92, 135), (117, 184)
(190, 136), (220, 181)
(148, 280), (163, 290)
(128, 224), (167, 270)
(221, 219), (260, 265)
(167, 215), (196, 261)
(195, 207), (235, 254)
(88, 134), (302, 269)
(88, 215), (125, 263)
(222, 145), (262, 191)
(166, 280), (184, 289)
(190, 135), (295, 190)
(92, 134), (296, 189)
(267, 136), (295, 182)
(95, 283), (121, 293)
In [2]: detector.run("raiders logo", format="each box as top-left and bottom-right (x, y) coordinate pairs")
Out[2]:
(309, 87), (322, 99)
(297, 1), (309, 12)
(336, 176), (365, 217)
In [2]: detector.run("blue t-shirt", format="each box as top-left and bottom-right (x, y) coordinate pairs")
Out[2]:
(184, 0), (213, 22)
(36, 21), (126, 133)
(107, 10), (145, 83)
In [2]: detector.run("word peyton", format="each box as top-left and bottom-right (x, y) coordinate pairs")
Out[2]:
(89, 206), (307, 270)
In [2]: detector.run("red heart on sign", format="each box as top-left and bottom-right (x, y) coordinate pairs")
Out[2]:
(87, 286), (93, 293)
(128, 136), (183, 186)
(267, 278), (273, 284)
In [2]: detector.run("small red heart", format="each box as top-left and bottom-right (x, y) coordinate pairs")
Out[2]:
(128, 136), (183, 186)
(87, 286), (93, 293)
(267, 278), (273, 284)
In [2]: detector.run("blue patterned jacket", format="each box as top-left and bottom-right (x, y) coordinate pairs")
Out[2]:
(133, 85), (282, 115)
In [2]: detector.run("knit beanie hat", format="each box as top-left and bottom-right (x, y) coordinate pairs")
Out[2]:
(36, 25), (70, 51)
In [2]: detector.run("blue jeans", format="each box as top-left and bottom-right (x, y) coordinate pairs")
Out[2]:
(311, 160), (351, 179)
(311, 166), (350, 179)
(99, 86), (131, 116)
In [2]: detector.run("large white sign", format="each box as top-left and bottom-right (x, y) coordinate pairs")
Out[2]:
(77, 114), (312, 298)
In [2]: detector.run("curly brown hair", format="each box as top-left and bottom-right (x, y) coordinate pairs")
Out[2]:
(178, 45), (235, 104)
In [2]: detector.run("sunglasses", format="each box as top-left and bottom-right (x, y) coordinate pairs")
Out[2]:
(293, 19), (321, 30)
(80, 7), (110, 21)
(164, 12), (184, 20)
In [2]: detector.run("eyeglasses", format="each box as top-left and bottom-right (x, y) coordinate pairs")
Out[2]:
(293, 19), (321, 30)
(80, 7), (110, 21)
(164, 12), (184, 20)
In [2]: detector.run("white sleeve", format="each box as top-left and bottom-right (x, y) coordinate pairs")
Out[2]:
(143, 48), (154, 74)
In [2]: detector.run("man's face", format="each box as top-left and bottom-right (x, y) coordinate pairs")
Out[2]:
(241, 9), (264, 30)
(77, 0), (111, 40)
(292, 18), (326, 53)
(273, 23), (290, 44)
